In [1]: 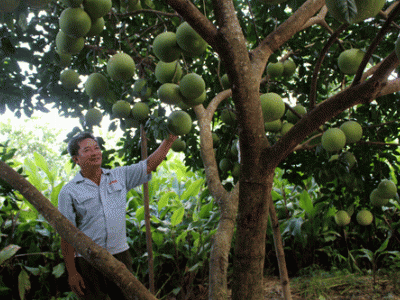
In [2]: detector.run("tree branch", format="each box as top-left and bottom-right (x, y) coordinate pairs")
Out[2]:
(252, 0), (325, 69)
(163, 0), (219, 47)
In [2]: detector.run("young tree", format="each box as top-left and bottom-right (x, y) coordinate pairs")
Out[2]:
(1, 0), (400, 299)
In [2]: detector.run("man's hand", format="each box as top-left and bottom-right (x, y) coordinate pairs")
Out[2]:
(68, 272), (86, 298)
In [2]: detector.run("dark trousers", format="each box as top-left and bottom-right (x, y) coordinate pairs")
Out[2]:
(75, 250), (134, 300)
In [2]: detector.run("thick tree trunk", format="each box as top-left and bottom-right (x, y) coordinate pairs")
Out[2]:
(231, 173), (272, 300)
(0, 160), (157, 300)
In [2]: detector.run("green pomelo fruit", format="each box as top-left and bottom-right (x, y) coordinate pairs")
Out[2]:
(62, 0), (83, 8)
(133, 78), (147, 93)
(85, 73), (108, 99)
(120, 0), (141, 12)
(182, 90), (206, 107)
(325, 0), (386, 24)
(83, 0), (112, 19)
(171, 138), (186, 152)
(131, 102), (149, 121)
(219, 158), (232, 173)
(56, 31), (85, 55)
(370, 189), (390, 207)
(282, 59), (296, 77)
(179, 73), (205, 100)
(338, 49), (365, 75)
(286, 104), (306, 123)
(107, 52), (135, 81)
(60, 69), (80, 90)
(321, 128), (346, 152)
(86, 17), (105, 37)
(157, 83), (184, 105)
(356, 210), (373, 226)
(212, 133), (220, 147)
(340, 120), (362, 143)
(260, 92), (285, 122)
(112, 100), (131, 118)
(329, 154), (339, 162)
(85, 108), (102, 126)
(341, 151), (356, 168)
(334, 210), (351, 226)
(265, 119), (282, 132)
(167, 110), (192, 135)
(221, 74), (230, 90)
(152, 32), (181, 63)
(221, 109), (236, 127)
(176, 22), (207, 57)
(231, 162), (240, 177)
(56, 51), (72, 68)
(59, 8), (92, 38)
(267, 62), (284, 78)
(230, 140), (239, 157)
(280, 122), (294, 135)
(155, 60), (182, 84)
(0, 0), (20, 12)
(377, 179), (397, 199)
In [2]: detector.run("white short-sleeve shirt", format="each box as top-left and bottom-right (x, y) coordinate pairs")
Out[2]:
(58, 160), (151, 256)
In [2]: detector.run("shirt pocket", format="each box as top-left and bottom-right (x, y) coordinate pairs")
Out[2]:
(107, 182), (125, 209)
(74, 195), (100, 219)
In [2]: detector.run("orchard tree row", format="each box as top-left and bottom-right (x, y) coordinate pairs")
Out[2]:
(2, 0), (400, 299)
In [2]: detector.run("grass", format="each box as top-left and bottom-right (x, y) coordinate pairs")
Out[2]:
(262, 269), (400, 300)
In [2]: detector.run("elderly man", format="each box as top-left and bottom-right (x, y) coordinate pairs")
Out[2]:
(58, 132), (177, 299)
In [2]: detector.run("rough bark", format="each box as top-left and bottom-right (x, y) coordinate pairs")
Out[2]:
(194, 93), (239, 300)
(0, 160), (157, 300)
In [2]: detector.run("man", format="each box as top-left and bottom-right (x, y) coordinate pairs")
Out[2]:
(58, 132), (177, 299)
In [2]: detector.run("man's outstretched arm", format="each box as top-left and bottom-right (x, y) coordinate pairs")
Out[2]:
(146, 134), (177, 174)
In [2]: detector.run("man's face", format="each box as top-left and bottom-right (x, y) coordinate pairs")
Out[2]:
(73, 138), (102, 169)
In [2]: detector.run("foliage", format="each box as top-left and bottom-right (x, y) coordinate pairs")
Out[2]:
(2, 0), (400, 298)
(125, 156), (218, 299)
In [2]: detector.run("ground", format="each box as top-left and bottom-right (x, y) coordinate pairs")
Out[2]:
(259, 274), (400, 299)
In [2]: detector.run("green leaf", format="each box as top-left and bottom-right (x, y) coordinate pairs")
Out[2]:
(158, 191), (175, 212)
(337, 0), (358, 23)
(298, 190), (315, 217)
(51, 182), (64, 208)
(171, 206), (185, 227)
(152, 231), (164, 246)
(33, 152), (54, 184)
(0, 244), (21, 265)
(175, 230), (187, 245)
(198, 201), (213, 219)
(181, 179), (204, 200)
(24, 266), (40, 276)
(52, 263), (65, 278)
(18, 269), (30, 300)
(376, 235), (390, 254)
(136, 206), (145, 224)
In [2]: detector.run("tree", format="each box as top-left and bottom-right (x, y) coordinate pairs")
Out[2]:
(1, 0), (400, 299)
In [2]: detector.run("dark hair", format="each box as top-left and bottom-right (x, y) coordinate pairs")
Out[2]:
(67, 132), (98, 157)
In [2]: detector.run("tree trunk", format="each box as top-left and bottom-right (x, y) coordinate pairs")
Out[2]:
(231, 173), (272, 300)
(0, 160), (157, 300)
